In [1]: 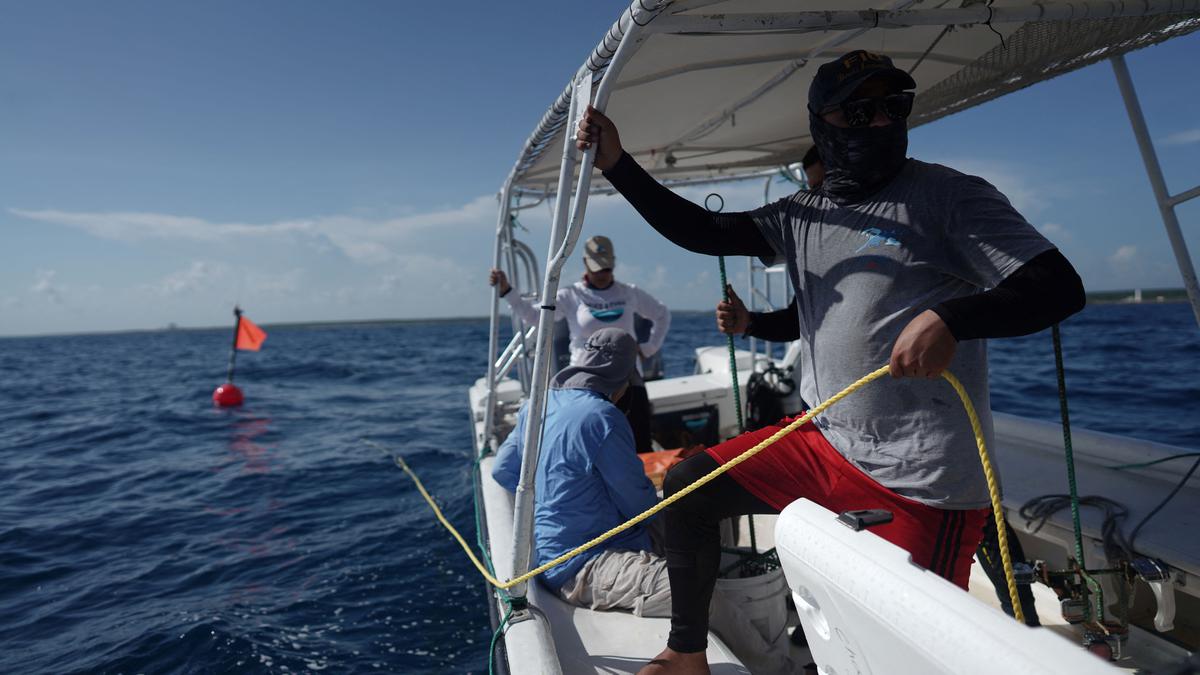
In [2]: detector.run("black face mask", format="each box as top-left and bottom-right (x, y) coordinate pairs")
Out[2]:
(809, 111), (909, 204)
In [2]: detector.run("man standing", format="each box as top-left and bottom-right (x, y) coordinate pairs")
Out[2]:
(491, 234), (670, 452)
(575, 50), (1084, 673)
(717, 144), (1041, 627)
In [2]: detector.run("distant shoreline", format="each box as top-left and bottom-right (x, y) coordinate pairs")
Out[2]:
(0, 315), (493, 340)
(1086, 287), (1190, 304)
(3, 288), (1189, 339)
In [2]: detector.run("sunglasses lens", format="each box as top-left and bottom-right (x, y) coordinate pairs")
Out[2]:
(841, 99), (875, 127)
(883, 93), (914, 121)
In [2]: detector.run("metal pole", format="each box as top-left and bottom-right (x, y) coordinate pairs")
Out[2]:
(483, 181), (515, 454)
(225, 306), (242, 383)
(1110, 55), (1200, 329)
(508, 16), (652, 601)
(649, 0), (1200, 34)
(508, 71), (590, 601)
(502, 215), (531, 393)
(747, 256), (758, 362)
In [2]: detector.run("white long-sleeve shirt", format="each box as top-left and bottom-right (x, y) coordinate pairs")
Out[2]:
(505, 279), (671, 366)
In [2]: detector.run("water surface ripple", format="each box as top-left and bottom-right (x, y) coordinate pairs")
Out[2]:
(0, 303), (1196, 673)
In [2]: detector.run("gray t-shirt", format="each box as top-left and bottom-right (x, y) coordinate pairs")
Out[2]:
(751, 159), (1054, 509)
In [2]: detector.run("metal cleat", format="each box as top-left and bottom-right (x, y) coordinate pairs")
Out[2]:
(1013, 562), (1036, 586)
(1132, 557), (1176, 632)
(1061, 598), (1088, 624)
(1083, 625), (1127, 662)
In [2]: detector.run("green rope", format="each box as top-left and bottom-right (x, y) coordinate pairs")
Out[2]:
(1052, 324), (1104, 621)
(473, 452), (502, 584)
(715, 252), (744, 429)
(488, 606), (514, 675)
(1107, 452), (1200, 471)
(475, 448), (523, 674)
(718, 255), (755, 552)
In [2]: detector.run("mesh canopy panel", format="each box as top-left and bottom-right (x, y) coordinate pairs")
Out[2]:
(913, 15), (1200, 125)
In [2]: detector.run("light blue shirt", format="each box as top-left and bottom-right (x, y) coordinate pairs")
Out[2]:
(492, 388), (657, 591)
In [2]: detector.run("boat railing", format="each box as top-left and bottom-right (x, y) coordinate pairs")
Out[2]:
(493, 326), (538, 385)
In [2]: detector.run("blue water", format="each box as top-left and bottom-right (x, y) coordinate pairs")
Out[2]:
(1, 303), (1197, 673)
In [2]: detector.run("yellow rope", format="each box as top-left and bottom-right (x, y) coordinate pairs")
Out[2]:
(381, 450), (509, 588)
(940, 370), (1024, 624)
(388, 364), (1023, 624)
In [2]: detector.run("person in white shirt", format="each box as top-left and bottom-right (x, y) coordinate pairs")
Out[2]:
(490, 235), (671, 453)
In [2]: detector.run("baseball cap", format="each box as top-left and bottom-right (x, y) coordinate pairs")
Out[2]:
(808, 50), (916, 113)
(583, 235), (615, 273)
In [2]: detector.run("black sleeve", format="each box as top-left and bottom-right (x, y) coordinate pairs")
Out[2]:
(931, 249), (1086, 341)
(602, 152), (774, 259)
(748, 297), (801, 342)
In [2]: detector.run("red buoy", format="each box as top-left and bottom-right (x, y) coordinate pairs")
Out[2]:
(213, 383), (244, 407)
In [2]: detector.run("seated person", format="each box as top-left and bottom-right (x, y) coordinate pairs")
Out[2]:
(492, 327), (668, 616)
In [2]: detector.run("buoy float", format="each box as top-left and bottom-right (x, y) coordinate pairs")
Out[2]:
(213, 383), (244, 407)
(211, 305), (267, 407)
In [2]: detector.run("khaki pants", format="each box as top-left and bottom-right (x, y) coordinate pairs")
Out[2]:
(558, 549), (770, 669)
(557, 549), (672, 617)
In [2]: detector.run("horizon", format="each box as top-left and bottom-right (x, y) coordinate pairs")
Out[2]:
(1, 286), (1188, 339)
(1, 4), (1197, 337)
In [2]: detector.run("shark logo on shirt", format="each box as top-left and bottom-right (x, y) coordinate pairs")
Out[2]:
(855, 227), (903, 253)
(590, 307), (625, 323)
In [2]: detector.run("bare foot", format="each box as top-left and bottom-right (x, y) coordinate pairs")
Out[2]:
(636, 647), (710, 675)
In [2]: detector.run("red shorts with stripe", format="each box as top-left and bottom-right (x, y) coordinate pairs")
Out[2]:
(705, 414), (988, 589)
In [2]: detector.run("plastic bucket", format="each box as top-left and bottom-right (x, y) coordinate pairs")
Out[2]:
(712, 551), (792, 674)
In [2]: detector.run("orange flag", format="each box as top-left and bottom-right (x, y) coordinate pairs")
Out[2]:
(236, 316), (268, 351)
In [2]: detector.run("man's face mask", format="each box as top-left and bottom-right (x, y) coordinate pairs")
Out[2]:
(809, 110), (909, 204)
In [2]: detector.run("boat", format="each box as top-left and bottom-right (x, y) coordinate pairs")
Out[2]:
(466, 1), (1200, 672)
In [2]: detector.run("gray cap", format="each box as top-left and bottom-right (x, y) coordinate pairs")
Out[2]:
(583, 235), (616, 273)
(551, 327), (640, 398)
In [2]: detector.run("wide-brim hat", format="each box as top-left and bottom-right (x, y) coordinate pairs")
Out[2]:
(551, 327), (640, 398)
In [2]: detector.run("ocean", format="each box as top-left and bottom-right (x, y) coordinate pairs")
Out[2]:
(1, 302), (1197, 674)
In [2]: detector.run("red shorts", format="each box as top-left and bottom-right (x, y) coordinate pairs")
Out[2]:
(706, 415), (988, 589)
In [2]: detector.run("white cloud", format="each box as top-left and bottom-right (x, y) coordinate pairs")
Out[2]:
(9, 210), (307, 242)
(1038, 222), (1073, 245)
(378, 253), (477, 303)
(685, 269), (713, 290)
(644, 264), (669, 292)
(145, 261), (303, 298)
(9, 194), (498, 266)
(1109, 244), (1138, 265)
(149, 261), (232, 297)
(30, 269), (63, 303)
(251, 269), (303, 295)
(1160, 128), (1200, 147)
(920, 157), (1047, 214)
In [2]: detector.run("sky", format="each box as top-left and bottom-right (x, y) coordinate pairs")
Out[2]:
(1, 3), (1198, 336)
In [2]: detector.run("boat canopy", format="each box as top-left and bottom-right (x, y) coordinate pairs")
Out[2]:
(506, 0), (1200, 196)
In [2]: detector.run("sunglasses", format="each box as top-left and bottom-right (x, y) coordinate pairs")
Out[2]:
(824, 92), (915, 128)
